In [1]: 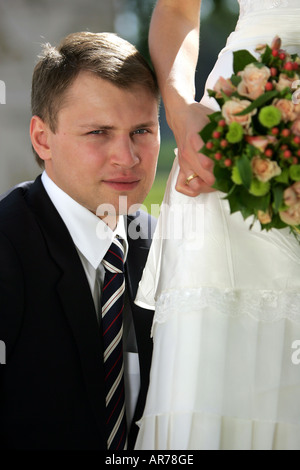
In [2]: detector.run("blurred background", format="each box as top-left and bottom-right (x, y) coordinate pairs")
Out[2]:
(0, 0), (239, 210)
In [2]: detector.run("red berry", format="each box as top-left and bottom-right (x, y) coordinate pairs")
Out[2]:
(279, 52), (286, 60)
(284, 150), (292, 158)
(293, 62), (299, 71)
(270, 67), (278, 77)
(265, 82), (273, 91)
(220, 139), (228, 148)
(284, 61), (294, 71)
(213, 131), (221, 139)
(218, 119), (226, 127)
(293, 157), (299, 164)
(224, 159), (232, 167)
(206, 141), (214, 150)
(272, 49), (279, 57)
(282, 129), (291, 137)
(297, 150), (300, 157)
(294, 136), (300, 145)
(281, 144), (288, 150)
(214, 152), (222, 161)
(265, 149), (273, 158)
(271, 127), (279, 135)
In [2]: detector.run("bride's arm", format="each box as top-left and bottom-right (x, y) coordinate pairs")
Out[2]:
(149, 0), (215, 196)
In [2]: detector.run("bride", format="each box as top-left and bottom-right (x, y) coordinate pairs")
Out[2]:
(134, 0), (300, 450)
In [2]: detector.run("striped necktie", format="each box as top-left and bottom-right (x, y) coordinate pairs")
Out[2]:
(101, 236), (127, 450)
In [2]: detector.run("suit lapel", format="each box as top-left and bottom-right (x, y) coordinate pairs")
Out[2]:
(26, 177), (106, 430)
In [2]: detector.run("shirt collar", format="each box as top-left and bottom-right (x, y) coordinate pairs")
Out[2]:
(41, 171), (128, 269)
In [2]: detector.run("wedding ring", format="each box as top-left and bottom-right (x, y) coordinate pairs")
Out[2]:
(185, 173), (199, 185)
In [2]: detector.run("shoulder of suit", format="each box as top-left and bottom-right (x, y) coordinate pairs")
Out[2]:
(0, 180), (34, 225)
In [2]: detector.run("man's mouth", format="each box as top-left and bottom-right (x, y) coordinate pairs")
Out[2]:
(103, 177), (140, 191)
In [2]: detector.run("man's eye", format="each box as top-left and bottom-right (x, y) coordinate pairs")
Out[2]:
(133, 129), (149, 135)
(88, 130), (105, 135)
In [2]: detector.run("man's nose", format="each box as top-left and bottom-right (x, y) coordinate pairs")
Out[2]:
(110, 135), (140, 169)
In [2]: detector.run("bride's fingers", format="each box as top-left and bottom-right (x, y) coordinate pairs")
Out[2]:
(178, 140), (215, 187)
(175, 168), (215, 196)
(176, 152), (215, 194)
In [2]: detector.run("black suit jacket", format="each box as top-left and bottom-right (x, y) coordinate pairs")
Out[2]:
(0, 176), (155, 450)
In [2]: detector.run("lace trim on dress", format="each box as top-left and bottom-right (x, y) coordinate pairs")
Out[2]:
(153, 287), (300, 329)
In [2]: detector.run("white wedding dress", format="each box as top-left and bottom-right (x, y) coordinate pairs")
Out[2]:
(134, 0), (300, 451)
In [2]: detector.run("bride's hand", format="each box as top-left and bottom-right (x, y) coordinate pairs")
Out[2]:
(170, 102), (216, 196)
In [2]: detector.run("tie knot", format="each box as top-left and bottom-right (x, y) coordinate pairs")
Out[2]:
(103, 237), (124, 274)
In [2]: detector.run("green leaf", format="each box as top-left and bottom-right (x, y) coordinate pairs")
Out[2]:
(230, 74), (242, 88)
(272, 185), (284, 213)
(207, 89), (216, 98)
(236, 154), (252, 190)
(227, 194), (254, 219)
(233, 50), (258, 74)
(199, 121), (216, 143)
(239, 189), (270, 213)
(289, 164), (300, 182)
(208, 111), (222, 123)
(235, 90), (279, 115)
(260, 45), (272, 65)
(275, 168), (289, 184)
(212, 165), (233, 193)
(253, 62), (267, 69)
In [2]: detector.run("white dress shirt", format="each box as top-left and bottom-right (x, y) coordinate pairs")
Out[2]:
(41, 171), (140, 428)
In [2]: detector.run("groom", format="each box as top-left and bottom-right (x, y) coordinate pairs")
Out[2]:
(0, 31), (160, 450)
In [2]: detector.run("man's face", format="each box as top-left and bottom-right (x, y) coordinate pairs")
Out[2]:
(36, 71), (160, 220)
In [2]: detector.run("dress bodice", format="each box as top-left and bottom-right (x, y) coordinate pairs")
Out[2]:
(221, 0), (300, 55)
(238, 0), (299, 17)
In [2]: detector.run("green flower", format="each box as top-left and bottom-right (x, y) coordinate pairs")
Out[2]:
(231, 166), (243, 185)
(249, 179), (270, 196)
(289, 165), (300, 181)
(258, 106), (282, 128)
(226, 122), (244, 143)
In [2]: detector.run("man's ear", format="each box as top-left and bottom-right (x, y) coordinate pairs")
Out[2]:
(30, 115), (52, 162)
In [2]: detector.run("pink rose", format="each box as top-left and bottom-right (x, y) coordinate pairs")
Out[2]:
(283, 187), (298, 207)
(291, 118), (300, 136)
(279, 202), (300, 226)
(273, 98), (297, 122)
(251, 156), (281, 182)
(276, 73), (300, 92)
(280, 183), (300, 226)
(222, 98), (256, 132)
(294, 103), (300, 115)
(257, 210), (272, 225)
(245, 135), (277, 152)
(237, 64), (271, 100)
(292, 181), (300, 197)
(214, 77), (236, 98)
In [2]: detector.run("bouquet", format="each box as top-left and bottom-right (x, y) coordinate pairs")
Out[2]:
(200, 36), (300, 237)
